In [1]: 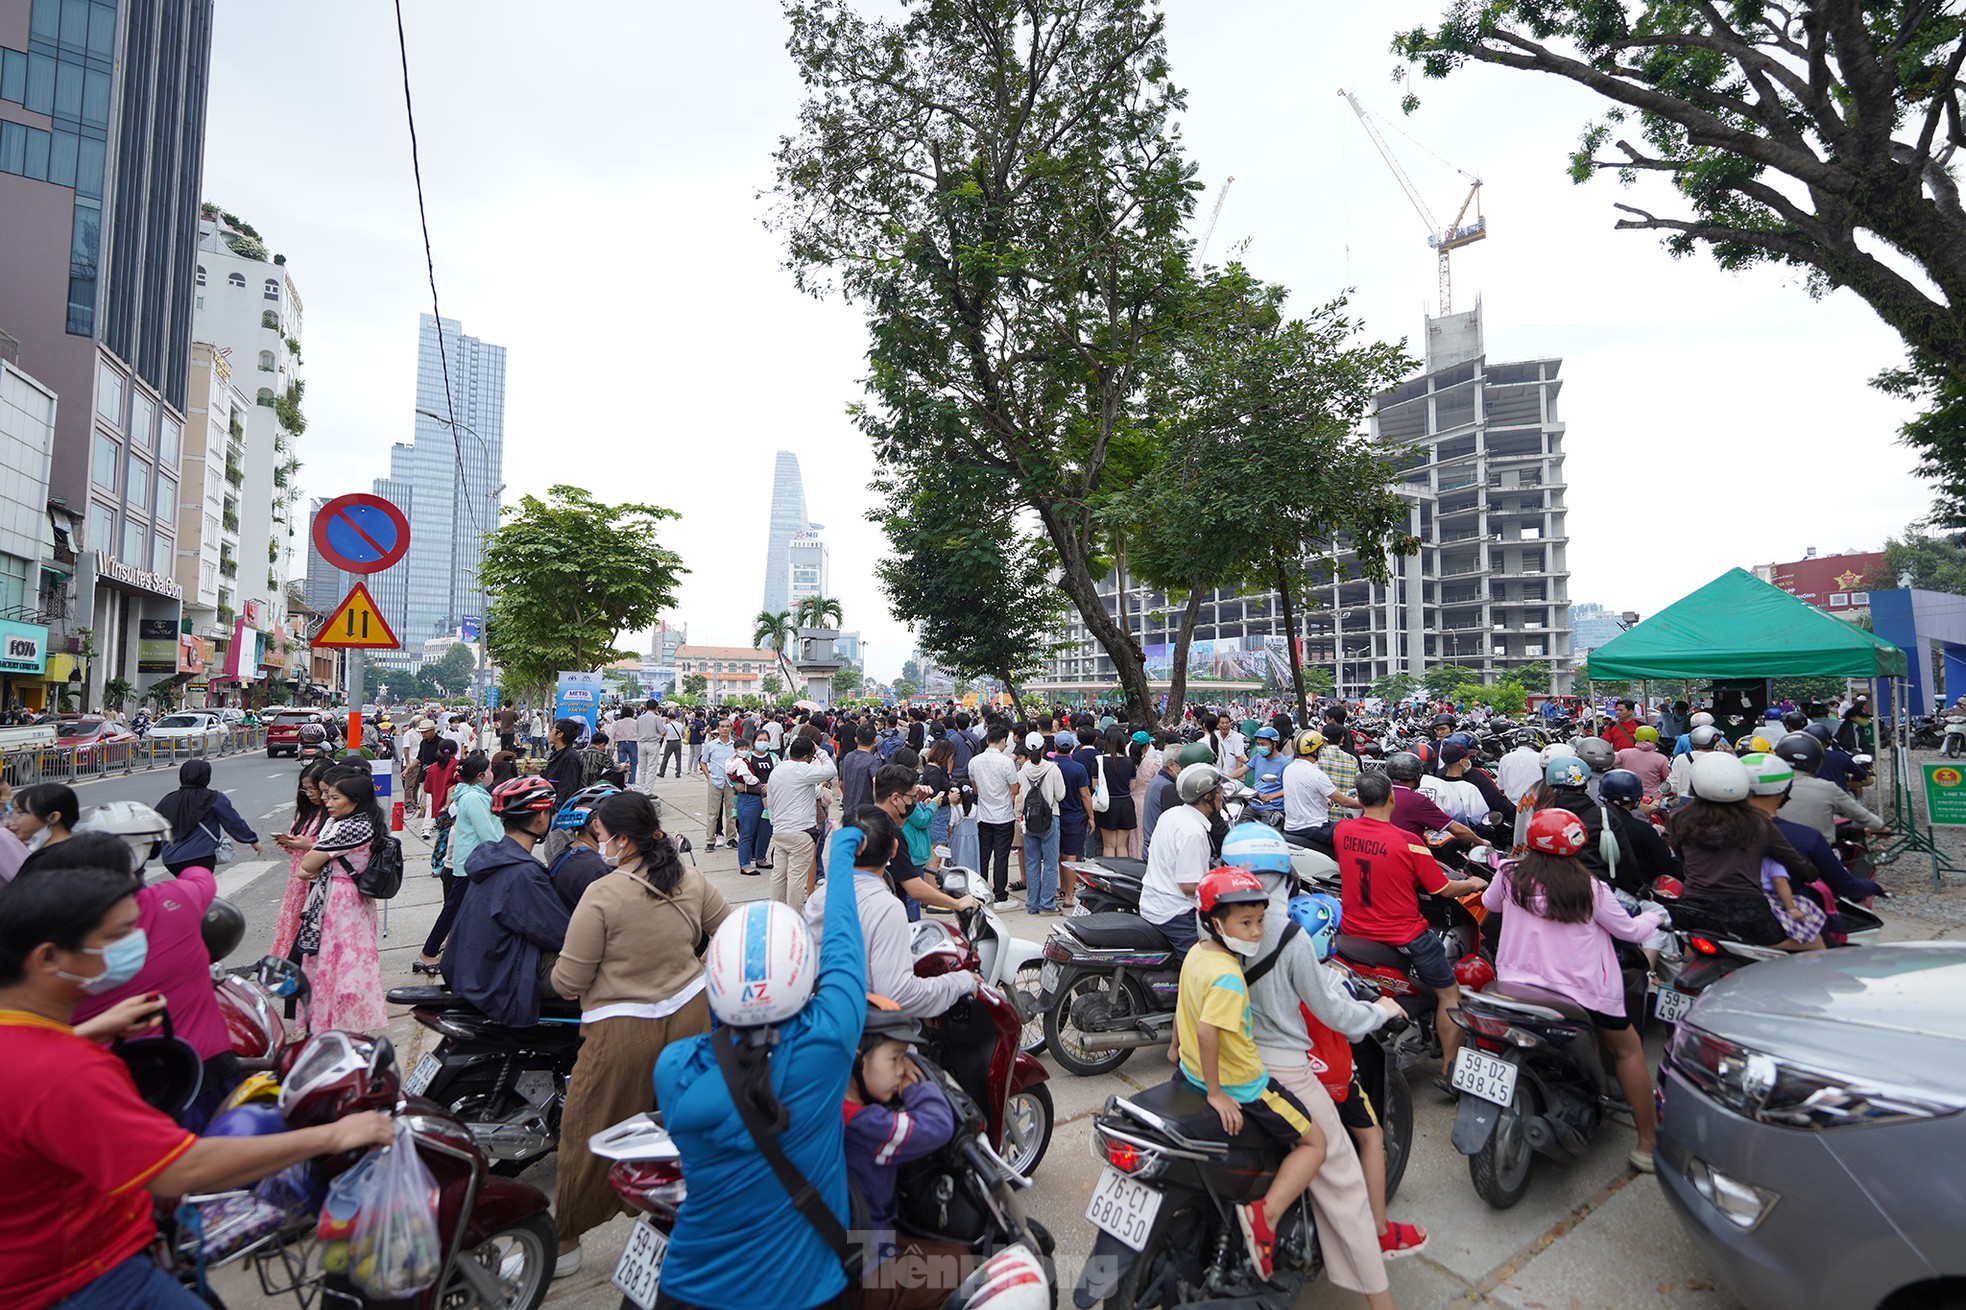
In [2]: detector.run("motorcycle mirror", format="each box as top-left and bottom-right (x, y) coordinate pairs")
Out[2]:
(940, 867), (971, 897)
(368, 1034), (397, 1089)
(257, 954), (305, 997)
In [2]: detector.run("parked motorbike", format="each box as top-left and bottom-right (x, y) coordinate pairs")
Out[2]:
(1649, 884), (1883, 1024)
(936, 866), (1048, 1054)
(1038, 909), (1179, 1078)
(217, 955), (311, 1073)
(1944, 713), (1966, 759)
(165, 1024), (556, 1310)
(592, 1049), (1055, 1310)
(1326, 860), (1492, 1068)
(384, 983), (585, 1176)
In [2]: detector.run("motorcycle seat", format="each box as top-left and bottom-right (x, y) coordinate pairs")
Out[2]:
(1482, 982), (1596, 1026)
(1065, 913), (1172, 952)
(385, 985), (583, 1022)
(1332, 934), (1408, 970)
(1124, 1074), (1281, 1151)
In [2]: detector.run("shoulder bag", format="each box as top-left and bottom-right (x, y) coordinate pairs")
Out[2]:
(1091, 754), (1111, 813)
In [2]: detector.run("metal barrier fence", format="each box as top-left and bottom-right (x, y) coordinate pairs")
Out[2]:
(3, 725), (270, 787)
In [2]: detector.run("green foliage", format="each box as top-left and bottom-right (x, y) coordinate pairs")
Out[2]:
(1300, 665), (1337, 698)
(1369, 672), (1420, 702)
(1488, 678), (1529, 719)
(102, 676), (136, 711)
(1511, 660), (1553, 694)
(900, 658), (923, 688)
(761, 673), (783, 699)
(1393, 2), (1966, 516)
(481, 485), (687, 696)
(793, 596), (843, 630)
(773, 0), (1199, 720)
(892, 678), (918, 701)
(226, 234), (268, 261)
(1875, 525), (1966, 594)
(1421, 663), (1481, 701)
(682, 673), (707, 697)
(428, 642), (477, 697)
(376, 668), (421, 704)
(831, 661), (864, 699)
(1771, 676), (1848, 704)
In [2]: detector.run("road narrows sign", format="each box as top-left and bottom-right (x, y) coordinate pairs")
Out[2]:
(313, 582), (401, 650)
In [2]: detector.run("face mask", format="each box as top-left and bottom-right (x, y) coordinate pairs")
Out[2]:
(600, 837), (624, 868)
(58, 928), (148, 995)
(1222, 934), (1261, 958)
(25, 826), (49, 852)
(1253, 745), (1271, 757)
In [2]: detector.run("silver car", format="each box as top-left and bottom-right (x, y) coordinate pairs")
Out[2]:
(1656, 942), (1966, 1310)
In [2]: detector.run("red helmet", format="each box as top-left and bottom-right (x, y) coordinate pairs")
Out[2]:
(1454, 953), (1496, 993)
(490, 775), (558, 817)
(1197, 866), (1268, 916)
(1410, 740), (1435, 767)
(1526, 808), (1588, 857)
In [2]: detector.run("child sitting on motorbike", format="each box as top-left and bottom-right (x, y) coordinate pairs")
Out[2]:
(1168, 866), (1327, 1281)
(843, 1003), (961, 1310)
(1481, 809), (1668, 1173)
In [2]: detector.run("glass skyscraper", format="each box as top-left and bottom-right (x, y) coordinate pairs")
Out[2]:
(763, 449), (811, 616)
(374, 314), (504, 657)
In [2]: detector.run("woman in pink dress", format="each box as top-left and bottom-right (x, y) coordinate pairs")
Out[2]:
(269, 758), (332, 960)
(1127, 733), (1161, 860)
(287, 770), (388, 1033)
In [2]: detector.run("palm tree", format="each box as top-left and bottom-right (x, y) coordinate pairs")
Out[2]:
(793, 595), (844, 631)
(752, 609), (799, 690)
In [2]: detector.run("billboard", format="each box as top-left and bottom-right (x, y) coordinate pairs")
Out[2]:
(1140, 637), (1267, 682)
(137, 619), (178, 673)
(1766, 552), (1884, 613)
(554, 670), (603, 744)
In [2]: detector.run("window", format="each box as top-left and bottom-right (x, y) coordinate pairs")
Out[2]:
(1829, 593), (1850, 608)
(0, 49), (23, 103)
(129, 391), (153, 448)
(196, 265), (206, 286)
(126, 456), (149, 512)
(258, 350), (274, 371)
(151, 532), (172, 575)
(87, 503), (113, 554)
(200, 560), (216, 596)
(158, 415), (180, 467)
(263, 278), (280, 301)
(226, 272), (245, 288)
(155, 473), (176, 520)
(90, 430), (116, 490)
(95, 362), (122, 424)
(121, 516), (142, 566)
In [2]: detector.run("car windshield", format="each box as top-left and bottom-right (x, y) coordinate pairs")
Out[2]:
(158, 715), (201, 728)
(274, 712), (315, 723)
(55, 720), (99, 735)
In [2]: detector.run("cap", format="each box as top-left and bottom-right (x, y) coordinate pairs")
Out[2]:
(1131, 730), (1152, 744)
(416, 719), (436, 731)
(1054, 730), (1078, 750)
(1024, 731), (1046, 752)
(1439, 743), (1469, 765)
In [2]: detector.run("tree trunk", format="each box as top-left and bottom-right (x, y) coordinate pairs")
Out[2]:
(1272, 548), (1308, 723)
(1000, 664), (1026, 720)
(1164, 584), (1206, 726)
(1037, 505), (1158, 726)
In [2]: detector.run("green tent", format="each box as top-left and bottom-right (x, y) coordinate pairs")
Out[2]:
(1584, 568), (1909, 680)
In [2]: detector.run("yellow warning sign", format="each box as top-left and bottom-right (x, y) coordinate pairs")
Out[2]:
(312, 582), (401, 649)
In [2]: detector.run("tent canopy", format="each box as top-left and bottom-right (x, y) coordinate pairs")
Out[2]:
(1584, 568), (1909, 681)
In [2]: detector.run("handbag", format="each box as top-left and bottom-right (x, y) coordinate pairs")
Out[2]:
(339, 836), (405, 900)
(200, 818), (234, 866)
(1091, 754), (1111, 814)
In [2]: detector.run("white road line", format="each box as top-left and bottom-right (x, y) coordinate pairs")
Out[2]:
(216, 859), (282, 899)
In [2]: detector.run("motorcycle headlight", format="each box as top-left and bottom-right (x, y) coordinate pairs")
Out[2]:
(1668, 1024), (1966, 1130)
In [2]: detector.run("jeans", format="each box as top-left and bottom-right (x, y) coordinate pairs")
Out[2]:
(1023, 825), (1061, 913)
(617, 740), (639, 780)
(928, 804), (952, 848)
(704, 781), (732, 839)
(734, 794), (772, 869)
(51, 1252), (205, 1309)
(977, 820), (1016, 897)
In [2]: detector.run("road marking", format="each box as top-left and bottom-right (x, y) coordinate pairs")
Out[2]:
(216, 859), (282, 899)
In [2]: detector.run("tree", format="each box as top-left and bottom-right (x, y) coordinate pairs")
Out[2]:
(1370, 671), (1420, 702)
(103, 676), (135, 711)
(1395, 4), (1966, 517)
(1511, 660), (1553, 694)
(1873, 524), (1966, 593)
(832, 665), (864, 699)
(682, 673), (707, 697)
(1488, 678), (1529, 719)
(1108, 264), (1417, 721)
(900, 658), (924, 688)
(761, 673), (783, 700)
(773, 0), (1197, 722)
(1422, 663), (1480, 702)
(481, 486), (686, 701)
(751, 610), (800, 689)
(1299, 665), (1337, 699)
(376, 668), (420, 704)
(874, 462), (1067, 717)
(893, 678), (919, 702)
(793, 595), (843, 631)
(428, 642), (477, 697)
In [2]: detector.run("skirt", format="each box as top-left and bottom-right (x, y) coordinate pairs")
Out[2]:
(1765, 887), (1827, 945)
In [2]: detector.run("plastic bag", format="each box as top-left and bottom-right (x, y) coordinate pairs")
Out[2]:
(316, 1150), (379, 1275)
(345, 1118), (443, 1297)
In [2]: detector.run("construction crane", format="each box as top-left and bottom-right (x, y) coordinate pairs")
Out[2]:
(1195, 175), (1234, 263)
(1337, 89), (1486, 313)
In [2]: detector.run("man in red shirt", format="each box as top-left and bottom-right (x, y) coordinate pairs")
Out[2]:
(1335, 772), (1489, 1096)
(0, 867), (390, 1310)
(1602, 699), (1642, 753)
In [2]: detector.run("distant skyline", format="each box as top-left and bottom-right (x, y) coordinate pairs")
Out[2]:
(199, 3), (1926, 681)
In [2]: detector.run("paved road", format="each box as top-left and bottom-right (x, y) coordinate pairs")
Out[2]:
(201, 763), (1953, 1310)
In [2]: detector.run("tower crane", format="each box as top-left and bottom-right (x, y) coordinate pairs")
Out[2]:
(1195, 175), (1234, 263)
(1337, 89), (1486, 314)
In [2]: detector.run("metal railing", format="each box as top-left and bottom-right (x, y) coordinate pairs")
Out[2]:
(3, 725), (269, 787)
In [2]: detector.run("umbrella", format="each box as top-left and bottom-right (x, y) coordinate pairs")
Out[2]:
(794, 699), (823, 712)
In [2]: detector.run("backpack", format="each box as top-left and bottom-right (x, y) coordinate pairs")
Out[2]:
(340, 836), (405, 900)
(876, 730), (905, 764)
(1023, 768), (1054, 837)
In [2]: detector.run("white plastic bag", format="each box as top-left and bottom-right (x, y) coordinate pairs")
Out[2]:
(347, 1117), (443, 1297)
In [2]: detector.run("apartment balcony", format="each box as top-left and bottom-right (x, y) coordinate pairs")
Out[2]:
(1439, 587), (1486, 606)
(1439, 558), (1487, 579)
(1436, 499), (1481, 519)
(1438, 529), (1483, 545)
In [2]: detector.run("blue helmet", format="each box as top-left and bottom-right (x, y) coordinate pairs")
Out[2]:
(1221, 820), (1293, 875)
(1599, 768), (1644, 806)
(553, 782), (620, 831)
(1288, 892), (1342, 961)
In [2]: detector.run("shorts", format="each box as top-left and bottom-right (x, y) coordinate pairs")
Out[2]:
(1239, 1078), (1318, 1147)
(1581, 1006), (1631, 1031)
(1333, 1077), (1379, 1133)
(1395, 929), (1455, 990)
(1059, 818), (1087, 858)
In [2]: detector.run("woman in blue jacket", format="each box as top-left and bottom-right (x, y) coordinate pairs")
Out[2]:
(653, 823), (868, 1310)
(156, 759), (262, 874)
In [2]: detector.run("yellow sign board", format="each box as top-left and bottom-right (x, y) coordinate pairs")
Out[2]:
(312, 582), (401, 650)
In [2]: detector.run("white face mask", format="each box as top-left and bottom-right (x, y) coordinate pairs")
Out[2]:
(1222, 934), (1261, 958)
(599, 837), (624, 868)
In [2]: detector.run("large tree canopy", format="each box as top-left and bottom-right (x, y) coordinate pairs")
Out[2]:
(1395, 2), (1966, 513)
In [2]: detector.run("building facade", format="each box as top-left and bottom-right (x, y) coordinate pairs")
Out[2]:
(176, 342), (242, 696)
(1755, 550), (1883, 621)
(762, 449), (812, 616)
(1035, 303), (1573, 701)
(674, 644), (787, 701)
(786, 530), (828, 610)
(1567, 602), (1629, 657)
(0, 344), (55, 707)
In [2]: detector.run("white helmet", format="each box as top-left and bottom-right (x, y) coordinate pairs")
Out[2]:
(1537, 742), (1579, 767)
(76, 800), (171, 871)
(1690, 711), (1715, 729)
(950, 1244), (1049, 1308)
(1688, 752), (1751, 803)
(1176, 762), (1224, 805)
(704, 900), (816, 1027)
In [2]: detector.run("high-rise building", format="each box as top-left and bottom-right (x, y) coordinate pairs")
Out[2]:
(381, 314), (504, 661)
(364, 443), (415, 667)
(762, 450), (813, 616)
(1035, 303), (1573, 699)
(0, 0), (213, 708)
(787, 531), (829, 609)
(302, 496), (343, 615)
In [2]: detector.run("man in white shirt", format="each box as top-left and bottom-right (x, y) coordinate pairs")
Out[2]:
(1139, 764), (1226, 957)
(968, 723), (1022, 904)
(1281, 751), (1355, 843)
(1417, 764), (1488, 826)
(764, 735), (837, 910)
(1495, 737), (1544, 805)
(653, 712), (682, 777)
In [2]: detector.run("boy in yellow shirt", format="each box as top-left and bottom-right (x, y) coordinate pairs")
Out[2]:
(1169, 866), (1327, 1279)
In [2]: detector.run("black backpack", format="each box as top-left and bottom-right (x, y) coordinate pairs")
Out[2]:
(341, 836), (405, 900)
(1023, 769), (1054, 837)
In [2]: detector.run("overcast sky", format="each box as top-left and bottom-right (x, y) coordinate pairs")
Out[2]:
(201, 2), (1926, 681)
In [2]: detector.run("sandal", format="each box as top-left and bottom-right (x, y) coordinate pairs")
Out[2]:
(1379, 1221), (1428, 1259)
(1432, 1072), (1460, 1100)
(1008, 881), (1027, 892)
(410, 959), (442, 976)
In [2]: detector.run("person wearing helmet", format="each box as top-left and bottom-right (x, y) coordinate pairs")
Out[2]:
(1337, 773), (1490, 1095)
(1311, 727), (1365, 822)
(1666, 753), (1821, 950)
(1140, 762), (1232, 956)
(842, 1005), (966, 1307)
(1229, 840), (1418, 1286)
(1381, 752), (1482, 846)
(1672, 709), (1716, 758)
(654, 824), (870, 1310)
(1738, 754), (1885, 905)
(1243, 726), (1289, 820)
(1170, 867), (1327, 1283)
(544, 783), (623, 912)
(1596, 770), (1681, 895)
(1495, 732), (1544, 806)
(1664, 723), (1730, 802)
(1768, 731), (1888, 845)
(1611, 726), (1672, 800)
(1281, 731), (1360, 846)
(0, 867), (394, 1310)
(1536, 756), (1636, 894)
(1416, 744), (1493, 828)
(1483, 809), (1669, 1172)
(1800, 721), (1866, 794)
(440, 776), (572, 1028)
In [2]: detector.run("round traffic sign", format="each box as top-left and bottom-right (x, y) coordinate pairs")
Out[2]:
(312, 493), (411, 574)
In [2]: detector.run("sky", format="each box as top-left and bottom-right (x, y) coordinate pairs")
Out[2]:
(200, 2), (1929, 681)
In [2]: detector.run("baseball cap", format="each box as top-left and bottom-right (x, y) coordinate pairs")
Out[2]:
(1439, 743), (1469, 765)
(1055, 730), (1078, 751)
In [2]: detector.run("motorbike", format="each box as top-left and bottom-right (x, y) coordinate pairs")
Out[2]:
(166, 1016), (557, 1310)
(591, 1050), (1055, 1310)
(935, 865), (1049, 1054)
(1068, 843), (1340, 919)
(217, 955), (312, 1073)
(384, 983), (585, 1176)
(1037, 907), (1180, 1077)
(1326, 860), (1492, 1068)
(1945, 714), (1966, 759)
(1649, 883), (1883, 1023)
(1074, 1022), (1414, 1310)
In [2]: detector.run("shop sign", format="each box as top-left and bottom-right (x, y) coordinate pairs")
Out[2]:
(137, 619), (177, 673)
(0, 619), (47, 675)
(94, 551), (183, 599)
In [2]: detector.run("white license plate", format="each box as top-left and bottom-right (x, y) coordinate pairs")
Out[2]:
(1085, 1165), (1162, 1252)
(1451, 1047), (1519, 1106)
(611, 1215), (668, 1310)
(1653, 986), (1694, 1025)
(1070, 901), (1091, 918)
(404, 1052), (441, 1097)
(1040, 962), (1060, 993)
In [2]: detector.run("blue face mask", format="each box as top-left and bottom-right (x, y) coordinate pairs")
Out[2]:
(1253, 744), (1271, 757)
(58, 928), (148, 995)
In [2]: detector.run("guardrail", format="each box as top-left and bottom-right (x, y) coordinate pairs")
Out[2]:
(3, 725), (270, 787)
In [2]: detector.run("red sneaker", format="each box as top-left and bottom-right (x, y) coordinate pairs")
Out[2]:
(1379, 1220), (1428, 1259)
(1236, 1200), (1276, 1280)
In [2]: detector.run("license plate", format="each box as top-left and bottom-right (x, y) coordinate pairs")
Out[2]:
(1085, 1165), (1162, 1252)
(1040, 962), (1060, 993)
(1070, 900), (1091, 918)
(1653, 986), (1694, 1025)
(404, 1052), (441, 1097)
(1451, 1047), (1519, 1106)
(611, 1215), (669, 1310)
